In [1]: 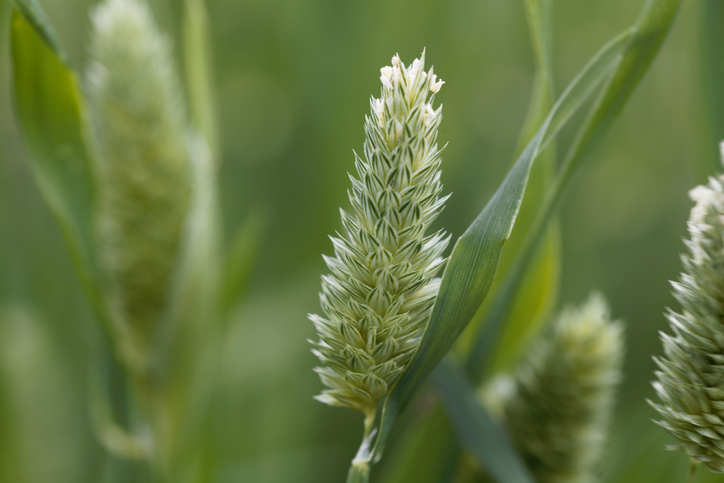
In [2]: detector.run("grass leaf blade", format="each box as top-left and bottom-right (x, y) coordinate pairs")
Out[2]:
(465, 0), (683, 383)
(432, 359), (534, 483)
(9, 3), (106, 317)
(184, 0), (220, 164)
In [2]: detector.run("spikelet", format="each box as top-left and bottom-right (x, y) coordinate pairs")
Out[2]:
(309, 52), (450, 415)
(651, 149), (724, 472)
(87, 0), (192, 371)
(494, 294), (624, 483)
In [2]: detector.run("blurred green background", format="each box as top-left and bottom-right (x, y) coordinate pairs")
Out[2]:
(0, 0), (719, 481)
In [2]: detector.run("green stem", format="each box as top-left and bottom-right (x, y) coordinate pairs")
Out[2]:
(346, 409), (377, 483)
(686, 459), (698, 483)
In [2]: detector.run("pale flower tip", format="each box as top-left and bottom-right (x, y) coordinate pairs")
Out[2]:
(719, 140), (724, 166)
(373, 98), (385, 127)
(411, 58), (421, 76)
(380, 66), (393, 79)
(431, 79), (445, 93)
(391, 54), (400, 67)
(380, 75), (393, 90)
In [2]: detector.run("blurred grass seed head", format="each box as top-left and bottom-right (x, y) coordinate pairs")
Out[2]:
(87, 0), (192, 373)
(486, 293), (624, 483)
(310, 52), (450, 417)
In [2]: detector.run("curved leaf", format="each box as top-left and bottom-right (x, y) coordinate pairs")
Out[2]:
(697, 0), (723, 176)
(468, 0), (561, 377)
(184, 0), (220, 165)
(9, 2), (108, 322)
(432, 359), (535, 483)
(465, 0), (683, 383)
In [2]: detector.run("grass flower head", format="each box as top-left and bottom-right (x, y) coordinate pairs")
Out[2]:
(87, 0), (192, 372)
(310, 51), (450, 417)
(498, 294), (624, 483)
(652, 148), (724, 472)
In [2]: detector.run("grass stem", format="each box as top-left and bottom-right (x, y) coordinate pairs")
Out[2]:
(687, 459), (698, 483)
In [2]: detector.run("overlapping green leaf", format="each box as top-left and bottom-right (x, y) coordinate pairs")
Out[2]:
(466, 0), (683, 383)
(432, 359), (535, 483)
(698, 0), (724, 176)
(9, 1), (108, 324)
(221, 208), (268, 315)
(464, 0), (561, 378)
(184, 0), (220, 165)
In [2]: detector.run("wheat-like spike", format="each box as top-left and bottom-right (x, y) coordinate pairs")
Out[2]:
(650, 147), (724, 473)
(87, 0), (192, 371)
(496, 294), (624, 483)
(310, 51), (450, 416)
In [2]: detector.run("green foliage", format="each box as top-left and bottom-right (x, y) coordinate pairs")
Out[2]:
(699, 0), (724, 177)
(184, 0), (220, 165)
(9, 0), (106, 321)
(433, 360), (536, 483)
(10, 1), (224, 480)
(0, 0), (698, 481)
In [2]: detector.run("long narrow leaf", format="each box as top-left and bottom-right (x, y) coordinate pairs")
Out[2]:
(465, 0), (683, 383)
(481, 0), (560, 377)
(221, 208), (268, 315)
(363, 26), (633, 466)
(699, 0), (724, 176)
(184, 0), (220, 165)
(9, 2), (108, 323)
(432, 359), (535, 483)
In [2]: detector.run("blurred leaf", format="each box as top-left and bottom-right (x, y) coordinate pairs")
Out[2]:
(432, 359), (534, 483)
(151, 136), (223, 475)
(0, 305), (91, 483)
(362, 26), (634, 471)
(221, 208), (269, 315)
(377, 405), (458, 483)
(9, 0), (62, 55)
(561, 0), (683, 185)
(9, 2), (108, 324)
(466, 0), (682, 382)
(699, 0), (724, 176)
(471, 0), (561, 377)
(184, 0), (220, 165)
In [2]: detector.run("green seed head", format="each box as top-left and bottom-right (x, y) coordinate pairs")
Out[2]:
(87, 0), (192, 371)
(310, 52), (450, 414)
(651, 153), (724, 472)
(498, 294), (624, 483)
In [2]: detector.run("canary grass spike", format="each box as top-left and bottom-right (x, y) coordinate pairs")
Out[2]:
(496, 294), (624, 483)
(87, 0), (192, 372)
(651, 148), (724, 473)
(310, 52), (450, 418)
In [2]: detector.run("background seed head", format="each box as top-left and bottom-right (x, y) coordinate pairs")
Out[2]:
(651, 153), (724, 473)
(87, 0), (192, 372)
(310, 52), (450, 414)
(491, 293), (624, 483)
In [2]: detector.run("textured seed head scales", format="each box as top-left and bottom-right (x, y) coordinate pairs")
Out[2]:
(309, 52), (450, 414)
